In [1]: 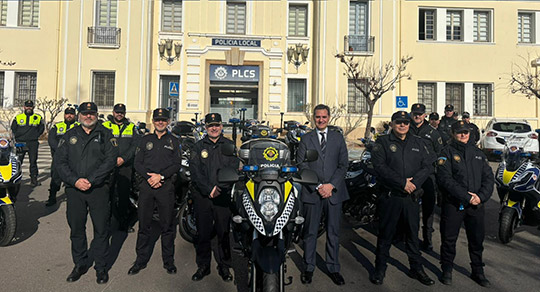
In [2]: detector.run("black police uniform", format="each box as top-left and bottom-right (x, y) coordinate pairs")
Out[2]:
(409, 118), (443, 250)
(436, 123), (494, 284)
(439, 116), (457, 144)
(466, 121), (481, 145)
(133, 117), (181, 270)
(370, 112), (434, 283)
(11, 101), (44, 185)
(189, 117), (239, 279)
(55, 108), (118, 277)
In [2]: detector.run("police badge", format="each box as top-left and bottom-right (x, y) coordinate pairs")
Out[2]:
(389, 144), (397, 152)
(69, 136), (78, 145)
(146, 142), (153, 150)
(110, 138), (118, 147)
(201, 149), (209, 159)
(453, 154), (461, 162)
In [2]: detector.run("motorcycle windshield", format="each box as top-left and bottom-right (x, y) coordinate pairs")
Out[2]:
(240, 138), (291, 168)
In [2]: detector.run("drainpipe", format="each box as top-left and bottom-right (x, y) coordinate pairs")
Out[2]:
(145, 0), (154, 120)
(311, 0), (320, 106)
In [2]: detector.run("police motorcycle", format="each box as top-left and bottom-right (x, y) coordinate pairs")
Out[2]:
(283, 120), (311, 163)
(218, 138), (319, 292)
(241, 120), (275, 142)
(494, 136), (540, 244)
(0, 138), (22, 246)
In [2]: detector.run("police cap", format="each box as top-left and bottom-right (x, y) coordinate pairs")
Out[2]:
(113, 103), (126, 113)
(445, 104), (454, 112)
(462, 111), (470, 119)
(205, 113), (222, 125)
(78, 102), (98, 114)
(152, 108), (170, 120)
(64, 107), (76, 115)
(452, 120), (470, 133)
(391, 111), (411, 122)
(24, 100), (34, 107)
(429, 112), (439, 120)
(410, 103), (426, 114)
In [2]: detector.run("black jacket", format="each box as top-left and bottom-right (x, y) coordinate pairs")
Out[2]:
(134, 132), (181, 181)
(103, 120), (140, 166)
(436, 140), (494, 207)
(409, 120), (444, 157)
(371, 131), (434, 194)
(439, 116), (457, 144)
(11, 112), (45, 142)
(466, 121), (481, 145)
(55, 124), (118, 188)
(189, 135), (239, 197)
(48, 120), (78, 155)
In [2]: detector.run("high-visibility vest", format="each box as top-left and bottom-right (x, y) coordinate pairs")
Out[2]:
(55, 121), (79, 135)
(102, 120), (135, 137)
(15, 113), (42, 126)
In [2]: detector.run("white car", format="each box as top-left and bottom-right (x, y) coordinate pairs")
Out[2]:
(480, 118), (539, 160)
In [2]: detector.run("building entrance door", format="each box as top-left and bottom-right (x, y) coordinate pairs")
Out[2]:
(209, 83), (258, 122)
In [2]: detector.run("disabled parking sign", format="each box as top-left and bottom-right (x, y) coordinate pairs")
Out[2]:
(396, 96), (408, 109)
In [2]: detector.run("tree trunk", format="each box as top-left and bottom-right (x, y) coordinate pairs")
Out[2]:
(364, 104), (375, 139)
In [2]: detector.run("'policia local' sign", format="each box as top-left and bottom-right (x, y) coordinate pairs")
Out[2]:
(210, 65), (260, 82)
(212, 38), (261, 47)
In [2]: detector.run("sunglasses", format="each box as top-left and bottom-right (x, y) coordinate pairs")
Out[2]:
(394, 120), (410, 125)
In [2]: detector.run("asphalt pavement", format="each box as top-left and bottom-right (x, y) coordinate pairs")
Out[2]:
(1, 142), (539, 292)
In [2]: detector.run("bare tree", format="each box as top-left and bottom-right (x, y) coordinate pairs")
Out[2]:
(0, 49), (15, 66)
(303, 103), (366, 137)
(35, 97), (68, 133)
(509, 53), (540, 99)
(335, 54), (413, 139)
(0, 107), (17, 137)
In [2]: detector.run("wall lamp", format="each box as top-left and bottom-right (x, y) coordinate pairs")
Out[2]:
(287, 43), (309, 69)
(158, 39), (182, 65)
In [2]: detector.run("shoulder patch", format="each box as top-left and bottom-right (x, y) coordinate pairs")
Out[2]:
(69, 136), (78, 145)
(437, 157), (447, 165)
(453, 154), (461, 162)
(438, 137), (443, 145)
(110, 138), (118, 147)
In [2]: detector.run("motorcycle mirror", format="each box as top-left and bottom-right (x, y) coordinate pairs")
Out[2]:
(221, 143), (236, 156)
(293, 169), (319, 185)
(495, 137), (506, 145)
(217, 167), (239, 183)
(304, 149), (318, 162)
(191, 118), (196, 122)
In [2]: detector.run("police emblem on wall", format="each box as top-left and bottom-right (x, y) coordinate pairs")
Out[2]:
(263, 147), (278, 161)
(69, 136), (78, 145)
(146, 142), (153, 150)
(453, 154), (461, 162)
(389, 144), (397, 152)
(201, 149), (209, 159)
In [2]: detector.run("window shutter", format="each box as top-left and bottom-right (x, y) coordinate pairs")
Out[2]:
(97, 0), (117, 27)
(474, 11), (489, 42)
(172, 1), (182, 31)
(0, 0), (7, 26)
(349, 2), (367, 36)
(19, 0), (39, 27)
(518, 13), (532, 43)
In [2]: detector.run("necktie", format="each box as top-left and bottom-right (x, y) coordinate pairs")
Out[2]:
(320, 132), (326, 155)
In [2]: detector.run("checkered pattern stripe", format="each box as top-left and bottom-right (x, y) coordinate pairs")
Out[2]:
(272, 187), (297, 236)
(242, 192), (266, 236)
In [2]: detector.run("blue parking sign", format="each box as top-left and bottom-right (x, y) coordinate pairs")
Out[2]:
(396, 96), (408, 109)
(169, 82), (179, 97)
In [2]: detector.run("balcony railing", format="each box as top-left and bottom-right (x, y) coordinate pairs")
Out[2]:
(88, 27), (121, 48)
(344, 35), (375, 54)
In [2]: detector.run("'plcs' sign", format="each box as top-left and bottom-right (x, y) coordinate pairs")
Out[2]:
(209, 65), (260, 82)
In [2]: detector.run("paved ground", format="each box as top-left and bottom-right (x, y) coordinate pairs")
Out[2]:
(1, 142), (540, 292)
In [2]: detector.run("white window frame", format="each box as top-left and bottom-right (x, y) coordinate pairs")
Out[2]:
(17, 0), (39, 28)
(417, 82), (437, 114)
(518, 12), (535, 44)
(473, 10), (491, 42)
(95, 0), (117, 28)
(0, 0), (7, 26)
(446, 10), (462, 41)
(226, 1), (246, 35)
(15, 72), (37, 107)
(288, 4), (308, 37)
(287, 78), (306, 112)
(347, 79), (368, 114)
(92, 71), (116, 108)
(161, 0), (182, 33)
(445, 83), (464, 114)
(419, 8), (436, 41)
(473, 83), (492, 116)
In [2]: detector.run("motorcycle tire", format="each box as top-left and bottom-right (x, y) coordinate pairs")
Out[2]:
(262, 272), (279, 292)
(178, 201), (197, 243)
(0, 205), (16, 246)
(499, 208), (518, 244)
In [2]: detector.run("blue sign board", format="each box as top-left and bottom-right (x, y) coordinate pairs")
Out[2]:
(396, 96), (408, 109)
(209, 65), (260, 82)
(169, 82), (179, 97)
(212, 38), (261, 47)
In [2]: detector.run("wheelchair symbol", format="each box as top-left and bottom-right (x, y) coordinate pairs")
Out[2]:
(397, 99), (406, 107)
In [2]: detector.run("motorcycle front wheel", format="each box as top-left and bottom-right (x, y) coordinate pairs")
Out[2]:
(0, 204), (16, 246)
(178, 200), (197, 243)
(499, 207), (519, 244)
(262, 272), (279, 292)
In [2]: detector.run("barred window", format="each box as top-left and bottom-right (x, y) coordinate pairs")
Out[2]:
(349, 1), (368, 36)
(473, 84), (492, 116)
(446, 10), (462, 41)
(518, 12), (534, 43)
(15, 72), (37, 107)
(96, 0), (117, 27)
(445, 83), (463, 114)
(287, 79), (306, 112)
(92, 72), (115, 107)
(18, 0), (39, 27)
(226, 2), (246, 35)
(417, 83), (436, 114)
(473, 11), (490, 42)
(0, 72), (4, 107)
(347, 79), (368, 114)
(288, 4), (307, 37)
(162, 0), (182, 32)
(0, 0), (7, 26)
(419, 9), (436, 40)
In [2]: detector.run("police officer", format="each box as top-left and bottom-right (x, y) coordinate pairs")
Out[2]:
(190, 113), (239, 282)
(436, 121), (494, 287)
(409, 103), (442, 251)
(46, 106), (79, 206)
(369, 111), (435, 286)
(55, 102), (118, 284)
(462, 112), (480, 145)
(102, 103), (140, 231)
(429, 112), (450, 145)
(129, 108), (181, 276)
(11, 99), (45, 186)
(439, 104), (457, 144)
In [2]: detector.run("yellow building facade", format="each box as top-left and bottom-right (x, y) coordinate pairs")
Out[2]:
(1, 0), (539, 131)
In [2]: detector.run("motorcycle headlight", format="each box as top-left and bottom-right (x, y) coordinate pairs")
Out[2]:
(258, 187), (281, 221)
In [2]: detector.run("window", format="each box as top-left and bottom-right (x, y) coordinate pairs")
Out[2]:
(96, 0), (117, 27)
(289, 4), (307, 37)
(287, 79), (306, 112)
(162, 0), (182, 32)
(92, 72), (115, 107)
(419, 9), (436, 40)
(15, 73), (37, 107)
(445, 83), (463, 114)
(446, 10), (462, 41)
(226, 2), (246, 35)
(473, 11), (490, 42)
(0, 0), (7, 26)
(417, 83), (436, 113)
(18, 0), (39, 27)
(0, 72), (4, 107)
(518, 12), (534, 43)
(347, 79), (368, 114)
(473, 84), (492, 116)
(348, 1), (370, 51)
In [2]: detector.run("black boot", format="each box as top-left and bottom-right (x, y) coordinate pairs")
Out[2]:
(31, 176), (41, 187)
(421, 227), (433, 251)
(46, 190), (57, 207)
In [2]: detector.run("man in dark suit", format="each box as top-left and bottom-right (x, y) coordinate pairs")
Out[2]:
(297, 104), (349, 286)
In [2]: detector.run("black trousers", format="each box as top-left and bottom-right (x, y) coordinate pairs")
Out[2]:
(375, 193), (423, 272)
(66, 185), (110, 271)
(421, 176), (437, 241)
(49, 159), (61, 199)
(110, 165), (133, 228)
(18, 140), (39, 177)
(440, 202), (485, 273)
(135, 180), (176, 267)
(193, 193), (232, 269)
